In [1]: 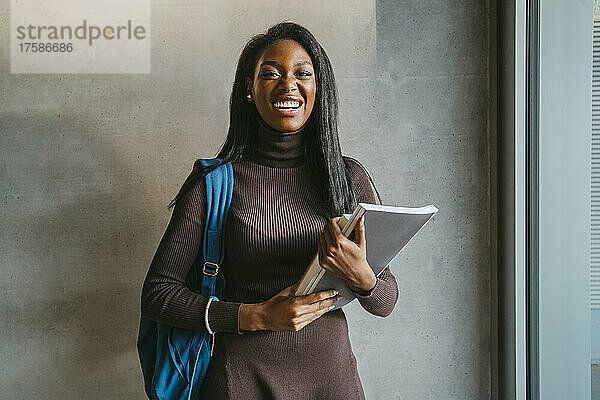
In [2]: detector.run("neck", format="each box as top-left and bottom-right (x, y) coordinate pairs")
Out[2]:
(246, 117), (307, 168)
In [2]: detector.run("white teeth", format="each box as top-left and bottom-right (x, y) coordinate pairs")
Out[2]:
(273, 100), (300, 108)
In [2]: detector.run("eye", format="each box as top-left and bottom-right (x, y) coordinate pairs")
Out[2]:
(260, 71), (279, 78)
(296, 70), (313, 78)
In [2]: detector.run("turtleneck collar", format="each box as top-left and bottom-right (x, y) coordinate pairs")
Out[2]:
(247, 117), (307, 168)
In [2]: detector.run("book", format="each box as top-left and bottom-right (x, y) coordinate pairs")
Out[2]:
(294, 202), (439, 309)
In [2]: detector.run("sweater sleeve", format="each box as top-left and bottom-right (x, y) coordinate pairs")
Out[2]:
(140, 167), (244, 334)
(343, 156), (399, 317)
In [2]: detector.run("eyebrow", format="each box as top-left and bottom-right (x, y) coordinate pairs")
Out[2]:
(259, 60), (313, 68)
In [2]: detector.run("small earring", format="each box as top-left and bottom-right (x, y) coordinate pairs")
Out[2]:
(246, 94), (253, 100)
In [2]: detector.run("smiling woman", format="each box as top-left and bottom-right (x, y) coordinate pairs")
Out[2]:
(140, 21), (398, 400)
(246, 39), (316, 132)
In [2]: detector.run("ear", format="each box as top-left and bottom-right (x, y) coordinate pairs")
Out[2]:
(245, 76), (253, 98)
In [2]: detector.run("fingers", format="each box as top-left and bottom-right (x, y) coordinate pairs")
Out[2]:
(318, 234), (328, 268)
(319, 218), (343, 268)
(312, 295), (341, 311)
(306, 289), (340, 305)
(309, 293), (341, 310)
(298, 294), (341, 317)
(327, 217), (345, 240)
(269, 287), (342, 332)
(323, 221), (335, 246)
(352, 215), (366, 247)
(293, 297), (339, 326)
(295, 305), (333, 330)
(290, 291), (341, 317)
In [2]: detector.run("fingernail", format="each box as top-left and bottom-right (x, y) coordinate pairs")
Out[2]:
(333, 290), (339, 296)
(329, 305), (335, 310)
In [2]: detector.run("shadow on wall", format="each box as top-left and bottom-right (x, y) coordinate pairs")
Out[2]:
(1, 110), (152, 398)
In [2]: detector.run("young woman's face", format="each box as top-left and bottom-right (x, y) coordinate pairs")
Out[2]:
(248, 39), (316, 132)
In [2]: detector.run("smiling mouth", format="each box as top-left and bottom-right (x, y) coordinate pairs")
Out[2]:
(272, 100), (302, 110)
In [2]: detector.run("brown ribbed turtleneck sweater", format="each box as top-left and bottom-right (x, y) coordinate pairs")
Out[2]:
(140, 118), (399, 399)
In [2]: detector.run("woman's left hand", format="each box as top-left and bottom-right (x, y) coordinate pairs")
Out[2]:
(317, 215), (377, 294)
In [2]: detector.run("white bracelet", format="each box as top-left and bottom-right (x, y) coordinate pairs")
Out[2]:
(205, 296), (219, 335)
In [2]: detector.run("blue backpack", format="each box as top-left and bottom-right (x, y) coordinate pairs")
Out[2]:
(137, 158), (234, 400)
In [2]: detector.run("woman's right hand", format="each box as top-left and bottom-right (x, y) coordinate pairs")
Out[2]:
(239, 283), (342, 332)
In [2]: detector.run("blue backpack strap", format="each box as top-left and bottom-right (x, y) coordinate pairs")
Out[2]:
(137, 157), (233, 400)
(195, 158), (233, 298)
(186, 157), (233, 400)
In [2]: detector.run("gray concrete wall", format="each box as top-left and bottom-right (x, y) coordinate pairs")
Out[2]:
(0, 1), (490, 399)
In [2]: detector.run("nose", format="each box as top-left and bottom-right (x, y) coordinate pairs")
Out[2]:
(278, 73), (298, 93)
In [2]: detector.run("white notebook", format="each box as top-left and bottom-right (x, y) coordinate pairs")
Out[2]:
(294, 202), (439, 309)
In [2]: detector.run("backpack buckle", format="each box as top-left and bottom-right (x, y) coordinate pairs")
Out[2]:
(203, 261), (219, 277)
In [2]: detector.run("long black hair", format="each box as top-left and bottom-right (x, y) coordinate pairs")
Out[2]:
(168, 21), (358, 217)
